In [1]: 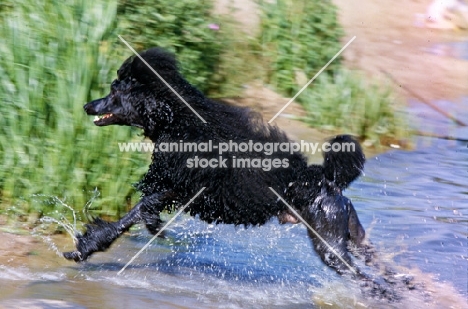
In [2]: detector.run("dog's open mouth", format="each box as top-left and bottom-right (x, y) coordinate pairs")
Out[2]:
(93, 113), (118, 126)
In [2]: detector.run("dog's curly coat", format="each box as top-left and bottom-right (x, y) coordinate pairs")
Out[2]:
(64, 47), (372, 278)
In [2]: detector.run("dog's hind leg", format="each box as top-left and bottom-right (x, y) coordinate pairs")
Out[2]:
(302, 194), (359, 276)
(304, 195), (400, 300)
(63, 193), (165, 262)
(345, 198), (377, 265)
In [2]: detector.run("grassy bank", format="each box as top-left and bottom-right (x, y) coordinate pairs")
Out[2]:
(299, 69), (407, 146)
(257, 0), (406, 144)
(0, 0), (147, 223)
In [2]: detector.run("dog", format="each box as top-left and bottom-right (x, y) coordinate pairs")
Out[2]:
(64, 47), (373, 282)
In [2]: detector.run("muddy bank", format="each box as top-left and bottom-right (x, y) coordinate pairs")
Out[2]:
(0, 228), (74, 268)
(0, 232), (38, 265)
(334, 0), (468, 102)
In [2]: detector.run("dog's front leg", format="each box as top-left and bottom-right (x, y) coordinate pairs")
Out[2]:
(63, 201), (143, 262)
(63, 192), (168, 262)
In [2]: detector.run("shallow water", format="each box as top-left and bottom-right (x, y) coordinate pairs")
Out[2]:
(0, 104), (467, 308)
(425, 40), (468, 61)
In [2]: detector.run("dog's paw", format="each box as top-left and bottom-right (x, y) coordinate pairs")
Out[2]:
(62, 218), (121, 262)
(62, 233), (92, 262)
(63, 250), (85, 262)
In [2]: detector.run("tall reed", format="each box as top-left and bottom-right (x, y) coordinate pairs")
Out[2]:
(0, 0), (147, 221)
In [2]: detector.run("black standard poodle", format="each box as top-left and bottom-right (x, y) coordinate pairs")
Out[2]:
(64, 47), (380, 287)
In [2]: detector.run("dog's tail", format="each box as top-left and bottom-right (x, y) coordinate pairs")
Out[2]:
(322, 135), (365, 190)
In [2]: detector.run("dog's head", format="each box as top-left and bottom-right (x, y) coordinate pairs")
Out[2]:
(84, 48), (182, 130)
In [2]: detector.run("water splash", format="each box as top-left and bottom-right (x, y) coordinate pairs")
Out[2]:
(83, 187), (101, 221)
(30, 190), (101, 255)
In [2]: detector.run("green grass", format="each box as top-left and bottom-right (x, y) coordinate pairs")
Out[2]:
(0, 0), (147, 222)
(300, 69), (407, 145)
(116, 0), (241, 96)
(257, 0), (406, 145)
(258, 0), (344, 96)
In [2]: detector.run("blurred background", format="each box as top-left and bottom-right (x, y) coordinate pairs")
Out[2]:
(0, 1), (467, 308)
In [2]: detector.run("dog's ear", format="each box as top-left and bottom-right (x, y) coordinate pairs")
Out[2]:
(130, 48), (179, 84)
